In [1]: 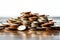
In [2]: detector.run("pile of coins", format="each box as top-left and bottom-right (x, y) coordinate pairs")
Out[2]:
(6, 12), (55, 30)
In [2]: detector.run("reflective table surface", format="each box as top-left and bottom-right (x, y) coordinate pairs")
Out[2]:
(0, 30), (60, 40)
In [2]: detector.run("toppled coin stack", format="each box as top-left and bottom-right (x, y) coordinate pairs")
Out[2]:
(6, 12), (55, 30)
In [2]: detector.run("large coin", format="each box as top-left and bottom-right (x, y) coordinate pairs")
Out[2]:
(17, 25), (26, 30)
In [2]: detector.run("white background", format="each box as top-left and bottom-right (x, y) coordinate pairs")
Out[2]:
(0, 0), (60, 17)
